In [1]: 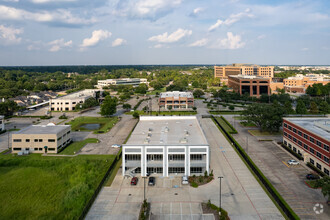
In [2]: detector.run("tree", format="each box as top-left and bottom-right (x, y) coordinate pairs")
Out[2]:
(193, 89), (205, 98)
(100, 96), (118, 117)
(132, 111), (139, 119)
(315, 176), (330, 201)
(192, 81), (199, 88)
(284, 101), (295, 114)
(319, 101), (330, 114)
(135, 84), (148, 94)
(168, 105), (172, 111)
(82, 97), (98, 109)
(123, 103), (131, 110)
(309, 101), (319, 114)
(296, 100), (307, 114)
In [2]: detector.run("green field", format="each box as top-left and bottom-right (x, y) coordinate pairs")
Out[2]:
(146, 87), (166, 95)
(240, 121), (256, 127)
(214, 117), (237, 134)
(248, 130), (282, 136)
(66, 116), (118, 134)
(59, 138), (99, 155)
(0, 154), (114, 219)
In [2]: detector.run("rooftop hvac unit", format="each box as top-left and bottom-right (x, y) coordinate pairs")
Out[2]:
(164, 127), (169, 133)
(144, 138), (150, 144)
(180, 137), (188, 144)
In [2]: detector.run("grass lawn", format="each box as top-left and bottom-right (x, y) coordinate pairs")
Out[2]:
(66, 116), (118, 134)
(0, 154), (115, 219)
(214, 117), (236, 134)
(146, 87), (166, 95)
(240, 121), (256, 127)
(248, 129), (282, 136)
(126, 110), (197, 116)
(59, 138), (99, 155)
(305, 180), (319, 189)
(8, 128), (20, 132)
(209, 111), (243, 115)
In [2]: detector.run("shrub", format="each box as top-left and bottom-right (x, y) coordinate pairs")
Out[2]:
(191, 182), (198, 188)
(229, 105), (235, 110)
(204, 171), (208, 177)
(59, 115), (68, 119)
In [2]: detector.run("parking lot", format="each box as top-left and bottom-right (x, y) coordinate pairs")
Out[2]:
(223, 115), (330, 220)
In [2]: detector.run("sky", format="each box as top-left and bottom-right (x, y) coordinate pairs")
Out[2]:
(0, 0), (329, 66)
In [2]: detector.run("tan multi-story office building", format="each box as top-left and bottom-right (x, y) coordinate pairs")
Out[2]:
(96, 78), (148, 89)
(50, 89), (96, 111)
(228, 75), (270, 97)
(159, 91), (194, 109)
(11, 124), (71, 154)
(214, 64), (274, 85)
(283, 74), (330, 93)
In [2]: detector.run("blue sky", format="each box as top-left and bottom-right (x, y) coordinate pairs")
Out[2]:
(0, 0), (329, 66)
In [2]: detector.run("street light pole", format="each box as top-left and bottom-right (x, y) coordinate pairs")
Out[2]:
(218, 176), (223, 216)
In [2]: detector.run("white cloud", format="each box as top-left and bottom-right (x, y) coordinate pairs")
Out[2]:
(114, 0), (182, 20)
(112, 38), (126, 47)
(3, 0), (19, 2)
(257, 34), (266, 40)
(210, 32), (245, 49)
(301, 48), (309, 51)
(208, 8), (254, 31)
(0, 25), (23, 44)
(148, 28), (192, 43)
(153, 44), (163, 48)
(81, 30), (112, 48)
(189, 38), (208, 47)
(30, 0), (76, 3)
(0, 5), (96, 26)
(48, 38), (72, 52)
(191, 7), (204, 16)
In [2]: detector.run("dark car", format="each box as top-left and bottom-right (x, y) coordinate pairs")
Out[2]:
(148, 177), (155, 186)
(306, 174), (320, 180)
(131, 177), (138, 185)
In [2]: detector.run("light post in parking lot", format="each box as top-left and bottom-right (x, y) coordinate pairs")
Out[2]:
(142, 176), (148, 202)
(218, 176), (223, 216)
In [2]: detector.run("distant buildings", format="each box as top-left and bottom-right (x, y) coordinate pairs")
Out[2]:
(159, 91), (194, 109)
(122, 116), (209, 177)
(228, 75), (270, 97)
(214, 64), (274, 85)
(12, 124), (71, 154)
(96, 78), (148, 89)
(9, 91), (57, 107)
(0, 115), (4, 132)
(283, 118), (330, 176)
(50, 89), (96, 111)
(283, 74), (330, 93)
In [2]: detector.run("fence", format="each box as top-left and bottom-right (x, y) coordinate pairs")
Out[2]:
(211, 115), (299, 220)
(79, 151), (122, 220)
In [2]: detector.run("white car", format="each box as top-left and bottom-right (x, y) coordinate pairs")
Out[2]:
(111, 144), (121, 148)
(182, 175), (189, 185)
(287, 159), (300, 165)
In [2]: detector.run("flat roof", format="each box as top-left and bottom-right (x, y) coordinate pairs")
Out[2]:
(229, 75), (269, 80)
(125, 116), (208, 146)
(160, 91), (193, 98)
(284, 117), (330, 141)
(53, 89), (96, 100)
(14, 125), (70, 135)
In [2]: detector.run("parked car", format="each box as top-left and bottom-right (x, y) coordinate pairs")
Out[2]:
(182, 175), (189, 185)
(131, 177), (138, 185)
(287, 159), (300, 165)
(148, 177), (155, 186)
(306, 174), (320, 180)
(111, 144), (121, 148)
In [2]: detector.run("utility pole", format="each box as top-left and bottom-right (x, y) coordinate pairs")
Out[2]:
(218, 176), (223, 216)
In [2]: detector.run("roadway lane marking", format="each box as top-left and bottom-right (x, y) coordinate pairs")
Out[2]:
(282, 161), (290, 168)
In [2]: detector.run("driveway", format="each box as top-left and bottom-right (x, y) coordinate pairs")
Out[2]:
(223, 114), (330, 220)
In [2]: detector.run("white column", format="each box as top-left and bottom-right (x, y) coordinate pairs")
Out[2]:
(122, 149), (125, 176)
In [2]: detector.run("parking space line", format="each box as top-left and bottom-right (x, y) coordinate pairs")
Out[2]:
(180, 203), (182, 220)
(190, 203), (192, 220)
(282, 161), (290, 168)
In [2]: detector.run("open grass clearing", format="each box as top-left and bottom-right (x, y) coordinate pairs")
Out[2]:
(0, 154), (115, 220)
(240, 121), (256, 127)
(248, 129), (282, 136)
(66, 116), (118, 134)
(59, 138), (99, 155)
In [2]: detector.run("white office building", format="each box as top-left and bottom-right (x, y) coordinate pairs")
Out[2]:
(96, 78), (148, 89)
(122, 116), (209, 177)
(0, 115), (4, 132)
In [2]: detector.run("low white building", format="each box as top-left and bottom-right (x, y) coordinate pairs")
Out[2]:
(50, 89), (97, 111)
(122, 116), (209, 177)
(0, 115), (4, 132)
(96, 78), (147, 89)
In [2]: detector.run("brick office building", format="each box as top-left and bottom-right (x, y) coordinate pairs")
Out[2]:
(228, 75), (270, 97)
(158, 91), (194, 109)
(283, 118), (330, 176)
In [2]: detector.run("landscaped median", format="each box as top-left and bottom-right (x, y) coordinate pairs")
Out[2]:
(126, 110), (197, 116)
(66, 116), (118, 134)
(211, 116), (299, 220)
(0, 154), (115, 220)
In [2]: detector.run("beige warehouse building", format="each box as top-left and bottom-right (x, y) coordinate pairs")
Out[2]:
(12, 124), (71, 154)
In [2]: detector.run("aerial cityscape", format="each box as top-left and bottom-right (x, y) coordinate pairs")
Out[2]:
(0, 0), (330, 220)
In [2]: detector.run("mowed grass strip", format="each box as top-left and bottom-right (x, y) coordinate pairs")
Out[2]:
(0, 154), (114, 220)
(126, 110), (197, 116)
(67, 116), (118, 134)
(59, 138), (99, 155)
(214, 117), (235, 134)
(248, 130), (282, 136)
